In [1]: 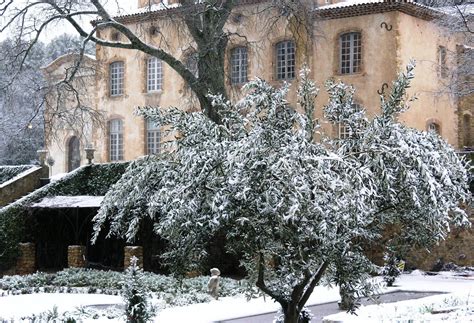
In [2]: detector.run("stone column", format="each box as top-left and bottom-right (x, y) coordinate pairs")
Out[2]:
(68, 245), (87, 268)
(15, 243), (35, 275)
(124, 246), (144, 269)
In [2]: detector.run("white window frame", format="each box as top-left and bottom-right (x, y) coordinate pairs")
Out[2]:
(109, 119), (124, 161)
(276, 40), (296, 80)
(339, 32), (362, 74)
(146, 119), (160, 155)
(230, 47), (248, 85)
(147, 57), (163, 92)
(110, 61), (124, 96)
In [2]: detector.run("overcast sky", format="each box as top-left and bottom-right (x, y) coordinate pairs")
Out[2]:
(0, 0), (137, 42)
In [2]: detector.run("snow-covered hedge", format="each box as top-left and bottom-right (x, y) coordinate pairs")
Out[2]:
(0, 163), (129, 271)
(0, 268), (248, 307)
(0, 165), (34, 185)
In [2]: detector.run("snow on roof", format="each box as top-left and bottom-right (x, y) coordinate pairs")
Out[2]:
(30, 196), (104, 209)
(318, 0), (434, 10)
(320, 0), (385, 9)
(41, 53), (96, 71)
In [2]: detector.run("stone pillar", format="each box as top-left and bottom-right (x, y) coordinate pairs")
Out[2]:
(15, 243), (35, 275)
(68, 245), (87, 268)
(124, 246), (144, 269)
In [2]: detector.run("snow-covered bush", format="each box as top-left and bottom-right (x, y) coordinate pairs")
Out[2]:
(122, 257), (155, 323)
(94, 63), (470, 323)
(381, 251), (403, 287)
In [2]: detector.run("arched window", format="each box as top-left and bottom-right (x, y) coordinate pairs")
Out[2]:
(110, 61), (124, 96)
(67, 136), (81, 172)
(230, 47), (248, 85)
(463, 114), (471, 148)
(146, 119), (160, 155)
(275, 40), (295, 80)
(109, 119), (124, 161)
(147, 57), (163, 92)
(339, 32), (361, 74)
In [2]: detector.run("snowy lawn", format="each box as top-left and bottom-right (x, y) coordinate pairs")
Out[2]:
(0, 271), (472, 322)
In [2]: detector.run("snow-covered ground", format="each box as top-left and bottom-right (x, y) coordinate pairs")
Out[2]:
(0, 271), (472, 322)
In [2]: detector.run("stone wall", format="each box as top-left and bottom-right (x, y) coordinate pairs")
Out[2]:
(68, 245), (87, 268)
(124, 246), (143, 268)
(0, 166), (49, 207)
(15, 243), (36, 275)
(406, 221), (473, 271)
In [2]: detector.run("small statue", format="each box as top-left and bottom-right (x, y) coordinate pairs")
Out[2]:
(207, 267), (221, 299)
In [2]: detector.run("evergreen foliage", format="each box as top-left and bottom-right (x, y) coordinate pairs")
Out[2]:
(122, 257), (155, 323)
(0, 166), (34, 185)
(95, 64), (470, 323)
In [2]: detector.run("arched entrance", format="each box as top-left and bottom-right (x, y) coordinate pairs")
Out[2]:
(67, 136), (81, 172)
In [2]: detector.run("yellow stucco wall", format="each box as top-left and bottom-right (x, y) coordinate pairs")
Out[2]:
(396, 12), (460, 147)
(45, 4), (467, 174)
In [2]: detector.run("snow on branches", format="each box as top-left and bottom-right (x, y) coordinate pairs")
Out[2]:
(94, 64), (470, 323)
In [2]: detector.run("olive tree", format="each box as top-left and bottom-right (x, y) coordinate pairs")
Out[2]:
(94, 64), (470, 322)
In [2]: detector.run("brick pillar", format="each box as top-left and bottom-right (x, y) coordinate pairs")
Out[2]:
(15, 243), (35, 275)
(124, 246), (144, 269)
(68, 245), (87, 268)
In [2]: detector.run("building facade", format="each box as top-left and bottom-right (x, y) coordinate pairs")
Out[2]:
(43, 0), (472, 176)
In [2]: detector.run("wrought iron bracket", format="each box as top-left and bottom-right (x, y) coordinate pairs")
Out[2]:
(380, 22), (393, 31)
(378, 83), (389, 95)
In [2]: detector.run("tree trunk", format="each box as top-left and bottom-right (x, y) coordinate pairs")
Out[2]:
(282, 303), (303, 323)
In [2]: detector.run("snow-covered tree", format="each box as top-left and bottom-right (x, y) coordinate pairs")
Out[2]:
(122, 256), (155, 323)
(0, 34), (95, 165)
(94, 64), (470, 323)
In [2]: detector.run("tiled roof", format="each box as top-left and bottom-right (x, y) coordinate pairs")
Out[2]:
(94, 0), (441, 26)
(314, 0), (440, 20)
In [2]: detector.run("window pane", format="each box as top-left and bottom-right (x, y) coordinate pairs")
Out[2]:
(146, 119), (160, 155)
(230, 47), (248, 85)
(276, 41), (295, 80)
(110, 119), (124, 161)
(340, 32), (361, 74)
(147, 57), (163, 92)
(110, 62), (124, 96)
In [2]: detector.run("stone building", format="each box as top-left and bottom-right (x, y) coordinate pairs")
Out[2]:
(43, 0), (472, 176)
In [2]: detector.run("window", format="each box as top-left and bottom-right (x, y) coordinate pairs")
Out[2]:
(338, 123), (351, 139)
(185, 52), (199, 78)
(438, 46), (448, 78)
(146, 119), (160, 155)
(338, 103), (362, 139)
(340, 32), (362, 74)
(230, 47), (248, 85)
(276, 40), (295, 80)
(463, 114), (471, 147)
(109, 119), (124, 161)
(147, 57), (163, 92)
(110, 61), (124, 96)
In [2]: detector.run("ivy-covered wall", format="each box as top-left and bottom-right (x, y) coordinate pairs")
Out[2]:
(0, 165), (34, 185)
(0, 162), (129, 272)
